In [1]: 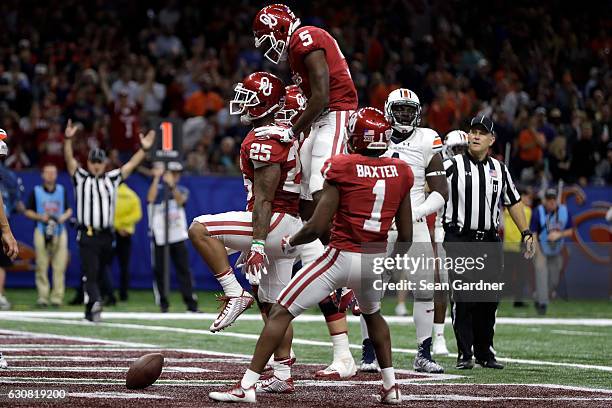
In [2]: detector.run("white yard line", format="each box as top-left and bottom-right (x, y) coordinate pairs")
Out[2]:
(397, 395), (612, 402)
(1, 311), (612, 326)
(2, 317), (611, 374)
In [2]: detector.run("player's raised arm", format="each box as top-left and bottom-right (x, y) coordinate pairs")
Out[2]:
(289, 181), (339, 247)
(63, 119), (80, 177)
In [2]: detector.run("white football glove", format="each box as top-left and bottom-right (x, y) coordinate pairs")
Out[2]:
(245, 240), (268, 285)
(254, 125), (294, 142)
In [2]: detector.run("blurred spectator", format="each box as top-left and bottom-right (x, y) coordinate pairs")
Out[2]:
(5, 144), (31, 170)
(570, 121), (597, 186)
(140, 67), (166, 120)
(210, 136), (239, 175)
(23, 164), (72, 307)
(517, 116), (546, 175)
(183, 76), (224, 118)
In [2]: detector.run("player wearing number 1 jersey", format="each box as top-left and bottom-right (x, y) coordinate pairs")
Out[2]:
(209, 107), (413, 404)
(253, 3), (359, 379)
(190, 72), (303, 393)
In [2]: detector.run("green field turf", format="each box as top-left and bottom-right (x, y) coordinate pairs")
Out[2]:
(1, 288), (611, 389)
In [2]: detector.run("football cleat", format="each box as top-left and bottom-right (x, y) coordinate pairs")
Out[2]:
(0, 352), (8, 369)
(210, 290), (255, 332)
(255, 376), (294, 393)
(263, 354), (296, 372)
(315, 356), (357, 379)
(413, 338), (444, 374)
(209, 382), (256, 403)
(433, 335), (449, 356)
(360, 339), (380, 373)
(378, 384), (402, 405)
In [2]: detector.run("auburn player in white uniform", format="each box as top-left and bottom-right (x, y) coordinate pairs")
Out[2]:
(189, 72), (303, 393)
(375, 88), (449, 373)
(429, 130), (469, 356)
(253, 4), (359, 379)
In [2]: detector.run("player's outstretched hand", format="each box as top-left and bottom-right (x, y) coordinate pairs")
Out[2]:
(245, 241), (268, 285)
(254, 125), (294, 142)
(140, 130), (156, 151)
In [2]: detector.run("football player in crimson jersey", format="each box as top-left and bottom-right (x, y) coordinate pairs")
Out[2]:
(209, 108), (412, 405)
(253, 4), (360, 378)
(189, 72), (303, 393)
(275, 84), (360, 378)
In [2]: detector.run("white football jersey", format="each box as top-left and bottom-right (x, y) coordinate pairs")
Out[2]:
(383, 127), (443, 208)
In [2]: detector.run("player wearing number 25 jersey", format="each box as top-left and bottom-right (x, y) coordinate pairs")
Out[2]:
(208, 107), (412, 404)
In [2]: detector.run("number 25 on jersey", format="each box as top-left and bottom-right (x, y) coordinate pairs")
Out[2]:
(249, 143), (272, 161)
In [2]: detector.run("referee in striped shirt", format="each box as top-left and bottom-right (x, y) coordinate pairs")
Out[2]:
(63, 120), (155, 322)
(443, 115), (534, 370)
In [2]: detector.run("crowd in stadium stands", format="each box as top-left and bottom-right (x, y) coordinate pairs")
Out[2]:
(0, 1), (610, 187)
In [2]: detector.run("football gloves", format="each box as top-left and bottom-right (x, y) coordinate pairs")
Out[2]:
(245, 240), (268, 285)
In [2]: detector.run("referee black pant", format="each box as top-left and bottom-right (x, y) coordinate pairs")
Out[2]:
(445, 230), (502, 362)
(153, 240), (198, 310)
(79, 230), (114, 309)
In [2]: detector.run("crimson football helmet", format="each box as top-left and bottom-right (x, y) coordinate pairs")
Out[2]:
(253, 4), (301, 64)
(347, 107), (392, 154)
(275, 85), (307, 126)
(230, 72), (286, 121)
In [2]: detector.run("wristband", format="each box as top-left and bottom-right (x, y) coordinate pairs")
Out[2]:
(252, 239), (265, 247)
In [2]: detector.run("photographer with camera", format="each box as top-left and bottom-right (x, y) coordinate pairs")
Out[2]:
(24, 163), (72, 307)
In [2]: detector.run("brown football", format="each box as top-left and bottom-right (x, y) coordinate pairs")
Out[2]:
(126, 353), (164, 389)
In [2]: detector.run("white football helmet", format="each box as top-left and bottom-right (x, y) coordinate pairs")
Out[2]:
(443, 130), (468, 159)
(384, 88), (421, 134)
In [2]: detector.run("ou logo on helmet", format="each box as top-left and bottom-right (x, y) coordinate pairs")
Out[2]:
(259, 76), (273, 96)
(295, 93), (306, 109)
(348, 112), (359, 133)
(259, 14), (278, 28)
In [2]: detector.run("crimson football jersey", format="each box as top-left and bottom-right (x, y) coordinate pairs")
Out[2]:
(240, 130), (301, 216)
(322, 154), (413, 252)
(288, 26), (358, 112)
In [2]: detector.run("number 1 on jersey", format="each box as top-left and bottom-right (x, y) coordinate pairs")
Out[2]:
(364, 180), (385, 232)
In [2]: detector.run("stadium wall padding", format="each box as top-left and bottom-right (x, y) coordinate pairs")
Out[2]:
(5, 172), (611, 298)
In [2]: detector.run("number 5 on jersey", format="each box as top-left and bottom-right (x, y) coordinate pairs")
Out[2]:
(364, 180), (385, 232)
(250, 143), (272, 161)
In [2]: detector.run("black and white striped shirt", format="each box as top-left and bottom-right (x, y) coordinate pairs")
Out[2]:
(73, 167), (123, 229)
(443, 154), (520, 231)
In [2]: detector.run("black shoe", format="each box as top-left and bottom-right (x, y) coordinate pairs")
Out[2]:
(119, 294), (128, 302)
(476, 358), (504, 369)
(84, 302), (102, 322)
(160, 305), (169, 313)
(535, 302), (547, 315)
(456, 358), (474, 370)
(187, 307), (201, 313)
(513, 301), (526, 308)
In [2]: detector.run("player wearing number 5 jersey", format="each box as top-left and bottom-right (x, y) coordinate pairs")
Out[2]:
(253, 3), (359, 379)
(209, 108), (413, 405)
(190, 72), (302, 392)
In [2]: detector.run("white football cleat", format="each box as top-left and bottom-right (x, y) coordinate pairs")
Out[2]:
(0, 294), (11, 311)
(255, 376), (294, 393)
(209, 382), (256, 403)
(210, 290), (255, 332)
(433, 336), (449, 356)
(394, 302), (407, 316)
(0, 353), (7, 369)
(378, 384), (402, 405)
(315, 356), (357, 379)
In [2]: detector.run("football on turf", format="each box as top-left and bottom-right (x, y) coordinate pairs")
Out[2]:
(126, 353), (164, 389)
